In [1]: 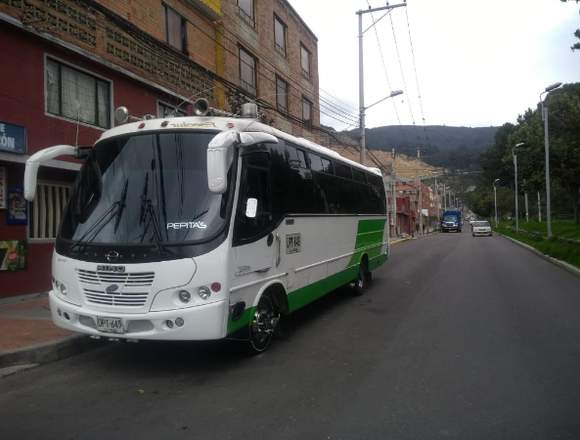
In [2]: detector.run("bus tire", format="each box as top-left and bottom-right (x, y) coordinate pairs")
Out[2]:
(248, 293), (280, 353)
(352, 260), (370, 296)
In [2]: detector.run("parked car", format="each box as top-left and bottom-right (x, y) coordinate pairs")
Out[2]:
(472, 220), (492, 237)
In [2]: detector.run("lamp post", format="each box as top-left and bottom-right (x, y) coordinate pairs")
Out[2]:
(513, 142), (525, 233)
(359, 90), (403, 164)
(523, 179), (529, 223)
(493, 178), (500, 227)
(357, 3), (406, 165)
(540, 82), (562, 239)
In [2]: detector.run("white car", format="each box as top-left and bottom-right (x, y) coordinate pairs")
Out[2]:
(472, 220), (492, 237)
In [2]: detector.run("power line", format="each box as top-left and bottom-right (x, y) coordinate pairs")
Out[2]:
(388, 12), (415, 125)
(404, 7), (429, 149)
(366, 0), (401, 124)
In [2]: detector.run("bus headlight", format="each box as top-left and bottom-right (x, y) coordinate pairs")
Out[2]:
(197, 286), (211, 300)
(178, 290), (191, 303)
(53, 278), (68, 296)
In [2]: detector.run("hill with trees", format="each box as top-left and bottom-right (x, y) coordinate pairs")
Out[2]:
(349, 125), (498, 170)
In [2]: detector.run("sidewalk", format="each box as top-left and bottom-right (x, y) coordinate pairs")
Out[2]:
(0, 293), (98, 376)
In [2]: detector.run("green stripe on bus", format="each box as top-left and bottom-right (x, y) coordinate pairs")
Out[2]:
(227, 219), (388, 334)
(227, 253), (388, 334)
(288, 265), (359, 312)
(227, 307), (255, 334)
(356, 218), (387, 234)
(348, 218), (386, 267)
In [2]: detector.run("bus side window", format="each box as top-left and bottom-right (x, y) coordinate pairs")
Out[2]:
(234, 152), (273, 244)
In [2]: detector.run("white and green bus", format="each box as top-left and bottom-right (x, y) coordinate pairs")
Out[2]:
(24, 103), (389, 352)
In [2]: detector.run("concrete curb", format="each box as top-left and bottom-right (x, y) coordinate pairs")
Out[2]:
(498, 233), (580, 280)
(0, 335), (105, 370)
(390, 237), (412, 246)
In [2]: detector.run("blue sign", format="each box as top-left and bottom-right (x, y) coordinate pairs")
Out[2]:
(0, 121), (27, 154)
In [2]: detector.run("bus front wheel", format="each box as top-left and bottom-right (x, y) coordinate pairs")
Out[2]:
(248, 294), (280, 353)
(352, 262), (370, 296)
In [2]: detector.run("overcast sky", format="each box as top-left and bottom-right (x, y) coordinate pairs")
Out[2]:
(289, 0), (580, 129)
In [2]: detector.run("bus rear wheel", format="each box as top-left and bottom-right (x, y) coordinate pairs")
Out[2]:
(248, 294), (280, 353)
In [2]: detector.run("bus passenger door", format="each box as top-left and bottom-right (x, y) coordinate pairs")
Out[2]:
(232, 152), (278, 277)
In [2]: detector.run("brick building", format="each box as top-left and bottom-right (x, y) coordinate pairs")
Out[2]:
(0, 0), (319, 298)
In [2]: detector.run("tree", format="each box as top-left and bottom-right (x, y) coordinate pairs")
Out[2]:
(473, 83), (580, 223)
(561, 0), (580, 51)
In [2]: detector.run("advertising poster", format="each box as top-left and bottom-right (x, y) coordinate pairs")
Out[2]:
(0, 167), (5, 209)
(6, 187), (27, 225)
(0, 240), (27, 271)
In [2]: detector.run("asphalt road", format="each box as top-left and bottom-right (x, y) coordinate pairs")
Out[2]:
(2, 231), (580, 440)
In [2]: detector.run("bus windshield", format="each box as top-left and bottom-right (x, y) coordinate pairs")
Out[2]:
(60, 131), (231, 246)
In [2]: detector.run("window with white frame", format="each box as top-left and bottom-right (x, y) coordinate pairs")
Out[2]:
(46, 58), (111, 129)
(28, 183), (72, 240)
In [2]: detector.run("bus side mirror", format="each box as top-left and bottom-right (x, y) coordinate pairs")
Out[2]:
(24, 145), (78, 200)
(245, 198), (258, 218)
(207, 131), (278, 194)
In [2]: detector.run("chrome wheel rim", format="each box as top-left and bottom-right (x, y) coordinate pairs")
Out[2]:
(250, 297), (279, 350)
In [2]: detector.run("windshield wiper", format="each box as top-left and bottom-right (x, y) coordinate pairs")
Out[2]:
(113, 179), (129, 233)
(69, 202), (122, 253)
(139, 197), (171, 255)
(69, 179), (129, 253)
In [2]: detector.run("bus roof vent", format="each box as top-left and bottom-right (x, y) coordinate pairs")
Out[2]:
(241, 103), (258, 119)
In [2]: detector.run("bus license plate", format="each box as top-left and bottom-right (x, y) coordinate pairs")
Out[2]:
(96, 317), (125, 334)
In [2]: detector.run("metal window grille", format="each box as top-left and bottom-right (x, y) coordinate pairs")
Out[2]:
(28, 183), (71, 240)
(158, 102), (187, 117)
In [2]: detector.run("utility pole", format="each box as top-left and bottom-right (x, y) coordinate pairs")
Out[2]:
(540, 82), (562, 239)
(493, 179), (500, 227)
(524, 179), (529, 223)
(513, 143), (523, 233)
(392, 175), (397, 237)
(418, 178), (423, 236)
(537, 191), (542, 222)
(357, 2), (406, 165)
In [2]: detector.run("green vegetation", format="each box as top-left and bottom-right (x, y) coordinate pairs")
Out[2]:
(560, 0), (580, 51)
(469, 83), (580, 223)
(516, 220), (580, 241)
(496, 221), (580, 269)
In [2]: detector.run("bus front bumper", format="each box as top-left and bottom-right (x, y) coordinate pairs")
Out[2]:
(49, 292), (229, 341)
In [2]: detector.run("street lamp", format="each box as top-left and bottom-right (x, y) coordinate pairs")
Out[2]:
(540, 81), (562, 239)
(513, 142), (525, 233)
(357, 2), (407, 165)
(359, 90), (404, 164)
(493, 178), (500, 227)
